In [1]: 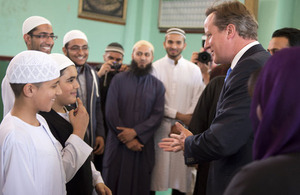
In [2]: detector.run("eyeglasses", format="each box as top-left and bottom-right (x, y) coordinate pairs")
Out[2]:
(67, 46), (89, 52)
(30, 34), (58, 40)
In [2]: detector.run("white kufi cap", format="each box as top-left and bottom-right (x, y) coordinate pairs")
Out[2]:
(7, 51), (60, 84)
(63, 30), (88, 46)
(50, 53), (74, 71)
(22, 16), (51, 35)
(132, 40), (154, 53)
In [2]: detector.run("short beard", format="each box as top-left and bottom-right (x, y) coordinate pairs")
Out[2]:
(167, 49), (182, 60)
(129, 60), (152, 77)
(66, 50), (84, 67)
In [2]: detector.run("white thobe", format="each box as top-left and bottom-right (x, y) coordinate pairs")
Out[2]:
(0, 113), (92, 195)
(1, 75), (14, 116)
(151, 55), (205, 193)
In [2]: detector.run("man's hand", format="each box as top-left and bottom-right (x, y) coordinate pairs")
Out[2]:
(117, 127), (137, 143)
(191, 50), (210, 85)
(176, 112), (192, 126)
(125, 139), (144, 151)
(191, 51), (200, 64)
(97, 60), (115, 77)
(95, 183), (112, 195)
(170, 124), (181, 135)
(93, 136), (105, 155)
(119, 64), (128, 72)
(69, 98), (89, 139)
(159, 122), (193, 152)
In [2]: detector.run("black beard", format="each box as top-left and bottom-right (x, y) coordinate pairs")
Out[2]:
(129, 60), (152, 76)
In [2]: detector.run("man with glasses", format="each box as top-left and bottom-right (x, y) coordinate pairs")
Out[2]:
(2, 16), (58, 116)
(62, 30), (106, 166)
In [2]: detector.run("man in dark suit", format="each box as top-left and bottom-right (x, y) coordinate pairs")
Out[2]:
(158, 1), (270, 195)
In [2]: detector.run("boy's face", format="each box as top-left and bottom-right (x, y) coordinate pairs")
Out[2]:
(55, 66), (79, 106)
(32, 78), (61, 112)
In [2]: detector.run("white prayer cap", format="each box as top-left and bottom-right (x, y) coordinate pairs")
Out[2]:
(63, 30), (88, 46)
(7, 50), (60, 84)
(132, 40), (154, 53)
(50, 53), (74, 71)
(165, 27), (186, 39)
(22, 16), (52, 35)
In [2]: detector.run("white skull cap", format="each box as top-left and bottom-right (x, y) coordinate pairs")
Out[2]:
(132, 40), (154, 53)
(7, 50), (60, 84)
(50, 53), (74, 71)
(22, 16), (52, 35)
(63, 30), (88, 46)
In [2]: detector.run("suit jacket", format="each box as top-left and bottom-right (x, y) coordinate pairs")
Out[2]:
(184, 44), (270, 195)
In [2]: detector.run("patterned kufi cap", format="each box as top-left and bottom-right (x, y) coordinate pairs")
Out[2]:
(105, 43), (124, 56)
(7, 50), (60, 84)
(165, 28), (186, 39)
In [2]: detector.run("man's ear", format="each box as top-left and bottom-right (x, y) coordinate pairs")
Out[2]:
(23, 34), (31, 48)
(23, 83), (36, 98)
(103, 53), (106, 62)
(226, 24), (236, 39)
(62, 47), (67, 56)
(183, 42), (187, 50)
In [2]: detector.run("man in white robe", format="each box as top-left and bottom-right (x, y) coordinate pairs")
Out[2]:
(2, 16), (57, 116)
(151, 28), (205, 194)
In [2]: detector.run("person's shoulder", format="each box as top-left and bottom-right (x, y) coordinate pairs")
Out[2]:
(109, 71), (130, 84)
(238, 45), (270, 67)
(37, 113), (50, 126)
(0, 115), (28, 145)
(234, 153), (300, 182)
(115, 71), (129, 78)
(225, 153), (300, 195)
(85, 63), (98, 73)
(153, 56), (167, 67)
(148, 74), (164, 85)
(183, 58), (199, 68)
(0, 114), (15, 137)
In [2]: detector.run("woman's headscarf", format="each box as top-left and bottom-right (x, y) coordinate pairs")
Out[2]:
(251, 46), (300, 160)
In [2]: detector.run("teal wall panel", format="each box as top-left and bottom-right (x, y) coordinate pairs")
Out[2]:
(1, 0), (300, 121)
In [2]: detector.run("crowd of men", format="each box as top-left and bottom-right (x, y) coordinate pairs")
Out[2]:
(1, 1), (300, 195)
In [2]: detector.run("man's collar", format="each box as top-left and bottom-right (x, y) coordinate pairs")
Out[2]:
(231, 41), (259, 70)
(76, 64), (85, 74)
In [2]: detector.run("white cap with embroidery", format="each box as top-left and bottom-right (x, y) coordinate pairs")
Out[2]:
(7, 50), (60, 84)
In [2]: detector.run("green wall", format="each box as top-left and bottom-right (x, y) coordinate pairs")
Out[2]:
(1, 0), (300, 122)
(258, 0), (300, 48)
(1, 0), (300, 63)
